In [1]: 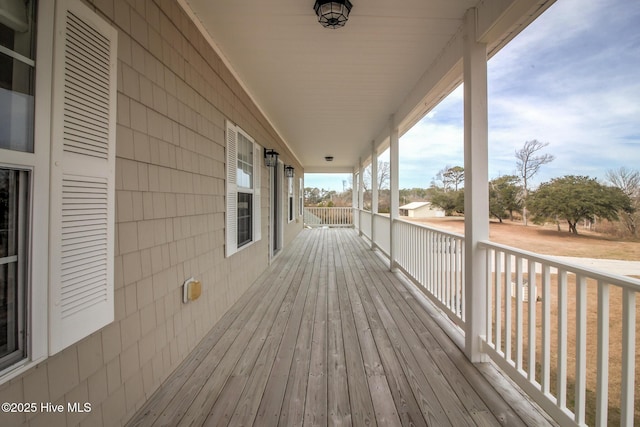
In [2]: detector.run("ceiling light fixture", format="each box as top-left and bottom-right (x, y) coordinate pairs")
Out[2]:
(313, 0), (353, 29)
(324, 156), (334, 162)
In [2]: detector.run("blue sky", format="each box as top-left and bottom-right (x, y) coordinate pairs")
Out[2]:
(306, 0), (640, 192)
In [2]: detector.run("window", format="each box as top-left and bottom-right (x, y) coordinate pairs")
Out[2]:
(0, 0), (36, 153)
(0, 0), (117, 380)
(237, 132), (253, 247)
(226, 122), (261, 257)
(237, 193), (252, 246)
(0, 169), (28, 371)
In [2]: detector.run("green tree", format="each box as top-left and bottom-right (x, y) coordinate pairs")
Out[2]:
(430, 187), (464, 215)
(489, 175), (522, 222)
(528, 175), (633, 234)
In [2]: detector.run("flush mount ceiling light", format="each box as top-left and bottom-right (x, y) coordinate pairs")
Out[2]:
(313, 0), (353, 29)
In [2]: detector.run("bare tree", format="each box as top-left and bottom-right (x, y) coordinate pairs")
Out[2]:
(362, 160), (390, 191)
(606, 167), (640, 236)
(432, 165), (464, 192)
(515, 140), (555, 225)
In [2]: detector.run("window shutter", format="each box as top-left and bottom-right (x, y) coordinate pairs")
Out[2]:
(253, 143), (261, 242)
(225, 121), (238, 257)
(49, 0), (117, 355)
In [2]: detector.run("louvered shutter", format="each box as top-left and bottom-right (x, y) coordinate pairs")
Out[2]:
(49, 0), (117, 355)
(253, 143), (262, 242)
(225, 122), (238, 257)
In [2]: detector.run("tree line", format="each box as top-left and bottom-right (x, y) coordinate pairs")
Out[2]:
(303, 139), (639, 237)
(427, 140), (639, 236)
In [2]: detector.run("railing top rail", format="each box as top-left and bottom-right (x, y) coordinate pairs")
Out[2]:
(394, 217), (465, 240)
(479, 239), (640, 291)
(304, 206), (353, 208)
(372, 212), (390, 219)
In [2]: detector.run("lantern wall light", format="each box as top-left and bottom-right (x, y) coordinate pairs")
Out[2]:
(264, 148), (279, 167)
(284, 165), (295, 178)
(314, 0), (353, 29)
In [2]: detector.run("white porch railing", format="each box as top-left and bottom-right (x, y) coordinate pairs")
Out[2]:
(480, 241), (639, 427)
(303, 207), (353, 227)
(355, 209), (639, 426)
(360, 210), (372, 239)
(373, 214), (390, 257)
(395, 219), (465, 327)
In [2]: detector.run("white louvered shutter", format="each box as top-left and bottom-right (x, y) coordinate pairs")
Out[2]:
(49, 0), (117, 355)
(253, 143), (262, 242)
(225, 122), (238, 257)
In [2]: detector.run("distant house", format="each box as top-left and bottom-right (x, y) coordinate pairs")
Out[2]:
(399, 202), (445, 218)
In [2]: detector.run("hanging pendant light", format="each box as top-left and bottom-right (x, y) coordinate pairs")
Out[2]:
(313, 0), (353, 29)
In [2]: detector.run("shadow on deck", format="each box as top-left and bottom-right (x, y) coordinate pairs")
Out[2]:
(128, 228), (553, 426)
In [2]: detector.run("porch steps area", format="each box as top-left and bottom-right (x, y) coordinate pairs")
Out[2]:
(127, 228), (552, 426)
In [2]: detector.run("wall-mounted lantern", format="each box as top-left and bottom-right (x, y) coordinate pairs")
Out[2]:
(284, 165), (295, 178)
(264, 148), (279, 167)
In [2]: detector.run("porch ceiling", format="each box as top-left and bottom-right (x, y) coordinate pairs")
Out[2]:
(181, 0), (554, 172)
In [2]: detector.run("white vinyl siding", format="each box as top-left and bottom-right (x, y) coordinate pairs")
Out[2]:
(48, 0), (117, 355)
(225, 121), (261, 257)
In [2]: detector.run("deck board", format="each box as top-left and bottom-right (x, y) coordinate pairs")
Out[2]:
(128, 228), (553, 427)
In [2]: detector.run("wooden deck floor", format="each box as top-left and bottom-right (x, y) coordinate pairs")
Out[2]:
(128, 228), (551, 427)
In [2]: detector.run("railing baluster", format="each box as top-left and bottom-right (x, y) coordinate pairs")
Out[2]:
(460, 241), (465, 322)
(595, 280), (609, 427)
(486, 248), (493, 346)
(505, 253), (512, 363)
(528, 259), (536, 382)
(495, 250), (502, 354)
(575, 275), (587, 425)
(541, 265), (551, 395)
(427, 230), (433, 292)
(557, 269), (568, 410)
(437, 233), (442, 300)
(620, 288), (636, 427)
(516, 256), (523, 371)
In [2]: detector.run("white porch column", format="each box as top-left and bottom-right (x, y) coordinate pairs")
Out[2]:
(352, 170), (358, 229)
(463, 8), (489, 363)
(389, 115), (399, 271)
(371, 142), (379, 249)
(358, 157), (364, 236)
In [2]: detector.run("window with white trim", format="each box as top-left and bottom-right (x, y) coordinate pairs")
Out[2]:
(0, 0), (117, 379)
(0, 0), (37, 373)
(0, 170), (28, 371)
(226, 122), (261, 257)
